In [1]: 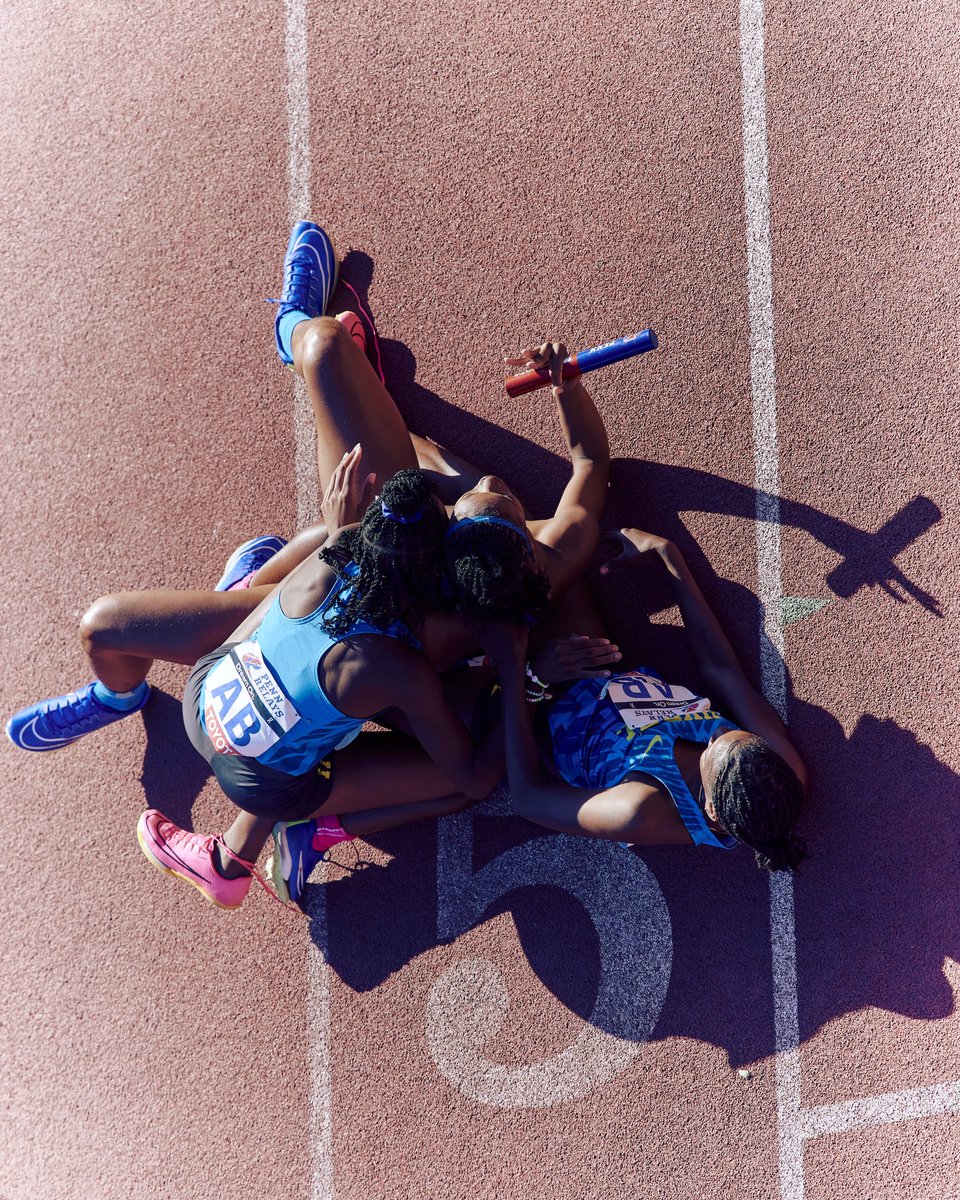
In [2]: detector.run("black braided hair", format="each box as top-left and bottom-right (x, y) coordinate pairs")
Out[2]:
(446, 505), (552, 625)
(318, 468), (451, 635)
(711, 735), (808, 872)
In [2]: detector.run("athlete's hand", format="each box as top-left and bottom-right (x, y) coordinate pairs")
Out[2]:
(322, 444), (377, 531)
(598, 529), (673, 575)
(471, 616), (530, 667)
(504, 341), (570, 393)
(531, 635), (622, 683)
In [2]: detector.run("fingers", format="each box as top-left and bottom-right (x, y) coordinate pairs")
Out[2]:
(558, 634), (622, 677)
(505, 342), (568, 372)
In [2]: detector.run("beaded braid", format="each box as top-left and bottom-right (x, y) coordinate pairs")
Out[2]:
(712, 735), (808, 872)
(446, 509), (551, 625)
(319, 468), (451, 635)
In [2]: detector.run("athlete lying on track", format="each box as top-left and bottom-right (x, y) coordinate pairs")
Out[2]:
(474, 532), (808, 874)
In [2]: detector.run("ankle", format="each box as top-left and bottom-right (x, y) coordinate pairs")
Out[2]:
(214, 841), (252, 880)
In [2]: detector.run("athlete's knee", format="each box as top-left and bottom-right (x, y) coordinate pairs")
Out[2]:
(297, 316), (354, 372)
(78, 594), (126, 654)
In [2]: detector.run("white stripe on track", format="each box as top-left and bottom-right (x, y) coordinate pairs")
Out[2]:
(285, 0), (321, 531)
(306, 872), (335, 1200)
(739, 9), (960, 1198)
(737, 3), (802, 1199)
(283, 0), (335, 1195)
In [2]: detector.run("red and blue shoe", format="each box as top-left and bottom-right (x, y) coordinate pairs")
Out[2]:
(214, 535), (287, 591)
(267, 817), (355, 903)
(268, 220), (338, 366)
(6, 681), (150, 752)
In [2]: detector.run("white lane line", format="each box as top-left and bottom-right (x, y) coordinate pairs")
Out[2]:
(799, 1081), (960, 1140)
(306, 870), (335, 1200)
(769, 872), (804, 1200)
(740, 7), (960, 1197)
(740, 0), (786, 722)
(737, 3), (803, 1199)
(283, 0), (335, 1194)
(285, 0), (321, 531)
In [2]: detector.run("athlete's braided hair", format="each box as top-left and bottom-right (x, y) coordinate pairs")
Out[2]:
(712, 735), (807, 872)
(319, 468), (451, 635)
(446, 507), (552, 625)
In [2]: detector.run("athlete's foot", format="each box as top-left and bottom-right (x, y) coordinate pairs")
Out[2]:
(6, 681), (151, 752)
(137, 809), (253, 909)
(335, 310), (366, 352)
(269, 221), (338, 367)
(214, 535), (287, 591)
(266, 817), (355, 903)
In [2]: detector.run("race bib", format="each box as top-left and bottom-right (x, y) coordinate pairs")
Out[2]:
(602, 671), (712, 731)
(203, 642), (301, 757)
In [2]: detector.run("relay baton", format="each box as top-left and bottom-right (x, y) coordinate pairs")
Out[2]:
(505, 328), (658, 397)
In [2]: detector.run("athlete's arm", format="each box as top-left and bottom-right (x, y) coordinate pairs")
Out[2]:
(603, 530), (807, 786)
(507, 343), (611, 594)
(359, 647), (505, 799)
(478, 622), (691, 843)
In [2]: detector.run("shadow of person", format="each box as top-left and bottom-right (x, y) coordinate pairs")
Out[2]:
(139, 687), (211, 828)
(307, 563), (957, 1070)
(791, 704), (960, 1032)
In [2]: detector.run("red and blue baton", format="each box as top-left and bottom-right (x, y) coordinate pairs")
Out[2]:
(505, 328), (659, 397)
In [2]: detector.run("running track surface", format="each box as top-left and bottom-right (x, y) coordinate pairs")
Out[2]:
(1, 3), (958, 1198)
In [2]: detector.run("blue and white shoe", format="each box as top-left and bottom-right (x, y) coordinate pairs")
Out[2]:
(269, 220), (338, 365)
(267, 818), (355, 903)
(214, 535), (287, 591)
(6, 681), (151, 752)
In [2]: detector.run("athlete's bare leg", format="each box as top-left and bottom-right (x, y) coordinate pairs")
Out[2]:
(79, 587), (273, 692)
(291, 317), (419, 491)
(216, 730), (478, 875)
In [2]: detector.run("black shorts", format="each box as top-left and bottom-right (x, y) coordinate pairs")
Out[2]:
(183, 643), (336, 820)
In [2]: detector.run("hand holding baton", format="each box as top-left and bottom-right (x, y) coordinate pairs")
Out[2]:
(505, 328), (658, 397)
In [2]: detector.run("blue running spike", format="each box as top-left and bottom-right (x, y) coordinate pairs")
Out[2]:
(214, 535), (287, 591)
(6, 681), (151, 752)
(268, 221), (338, 365)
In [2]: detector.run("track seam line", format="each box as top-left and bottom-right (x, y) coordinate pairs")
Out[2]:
(283, 0), (336, 1195)
(287, 0), (321, 533)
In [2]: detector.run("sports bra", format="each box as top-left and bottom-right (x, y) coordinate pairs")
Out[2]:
(547, 668), (739, 849)
(201, 563), (419, 775)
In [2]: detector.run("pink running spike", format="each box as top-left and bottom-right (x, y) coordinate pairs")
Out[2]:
(136, 809), (305, 915)
(341, 281), (387, 386)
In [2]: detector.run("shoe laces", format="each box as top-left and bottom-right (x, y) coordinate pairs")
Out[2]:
(44, 689), (104, 734)
(215, 836), (308, 917)
(265, 251), (326, 310)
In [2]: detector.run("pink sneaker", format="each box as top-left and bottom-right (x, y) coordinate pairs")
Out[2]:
(136, 809), (252, 909)
(335, 309), (366, 352)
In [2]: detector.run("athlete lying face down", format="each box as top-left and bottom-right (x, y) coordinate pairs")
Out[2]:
(474, 529), (808, 873)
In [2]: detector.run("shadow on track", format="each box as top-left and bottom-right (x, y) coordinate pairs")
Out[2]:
(301, 263), (953, 1065)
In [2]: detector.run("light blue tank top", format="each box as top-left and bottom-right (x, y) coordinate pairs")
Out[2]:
(201, 564), (419, 775)
(547, 669), (739, 849)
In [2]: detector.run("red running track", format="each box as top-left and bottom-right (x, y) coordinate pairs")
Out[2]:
(0, 1), (956, 1198)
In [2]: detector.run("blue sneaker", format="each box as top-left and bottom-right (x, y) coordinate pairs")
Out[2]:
(269, 220), (338, 365)
(214, 535), (287, 591)
(6, 681), (151, 752)
(267, 818), (354, 903)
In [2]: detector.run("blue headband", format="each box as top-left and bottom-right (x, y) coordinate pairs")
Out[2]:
(381, 498), (425, 524)
(446, 515), (533, 551)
